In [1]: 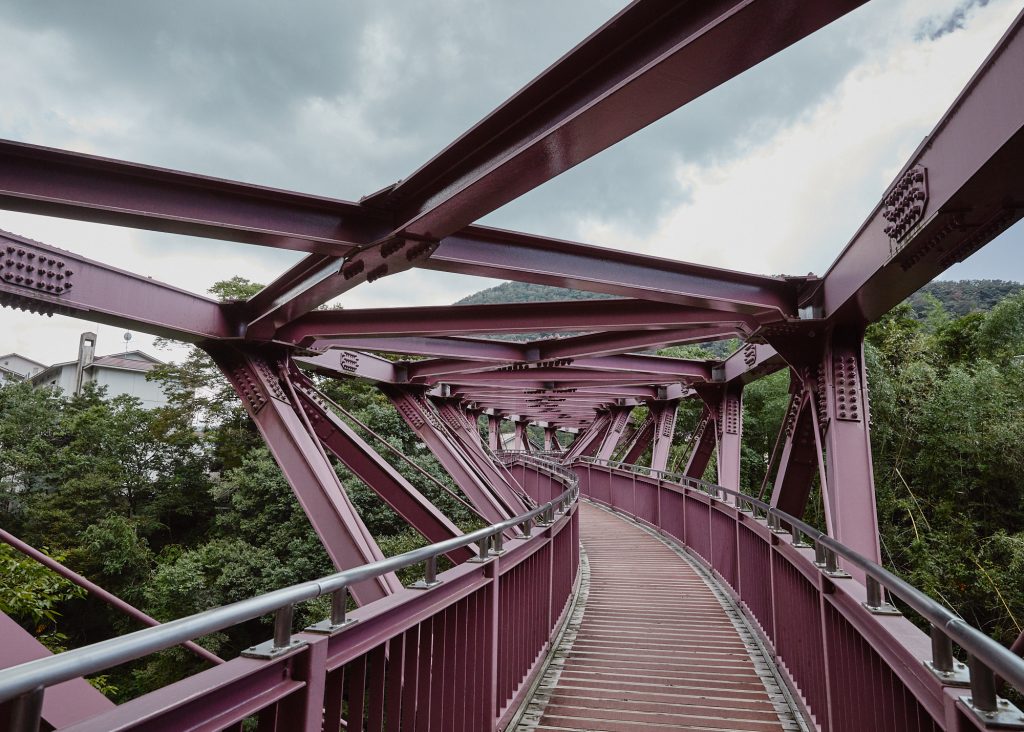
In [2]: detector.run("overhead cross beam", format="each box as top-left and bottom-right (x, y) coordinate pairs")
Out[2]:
(0, 229), (232, 342)
(280, 299), (751, 344)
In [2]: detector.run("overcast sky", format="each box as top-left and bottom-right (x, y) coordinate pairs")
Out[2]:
(1, 0), (1021, 366)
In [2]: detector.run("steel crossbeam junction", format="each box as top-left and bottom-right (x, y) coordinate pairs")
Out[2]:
(2, 1), (1024, 730)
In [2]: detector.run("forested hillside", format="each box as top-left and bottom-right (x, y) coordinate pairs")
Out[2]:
(2, 277), (1023, 700)
(459, 278), (1024, 317)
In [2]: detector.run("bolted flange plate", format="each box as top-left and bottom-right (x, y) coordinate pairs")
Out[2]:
(241, 638), (307, 660)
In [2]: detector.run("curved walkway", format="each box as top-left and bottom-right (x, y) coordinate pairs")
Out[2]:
(516, 501), (801, 732)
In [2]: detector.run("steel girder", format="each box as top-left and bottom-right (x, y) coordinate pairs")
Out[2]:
(281, 299), (753, 343)
(813, 9), (1024, 326)
(1, 0), (1022, 607)
(209, 346), (400, 604)
(286, 372), (472, 562)
(595, 406), (635, 461)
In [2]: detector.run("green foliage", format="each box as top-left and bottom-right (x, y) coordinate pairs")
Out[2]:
(0, 544), (84, 629)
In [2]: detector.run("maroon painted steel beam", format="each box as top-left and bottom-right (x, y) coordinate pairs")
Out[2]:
(281, 299), (751, 344)
(595, 407), (634, 460)
(429, 370), (692, 387)
(0, 528), (222, 666)
(682, 408), (715, 479)
(487, 414), (501, 451)
(432, 399), (530, 507)
(717, 343), (785, 384)
(210, 346), (399, 604)
(383, 387), (515, 524)
(770, 388), (818, 518)
(649, 401), (680, 472)
(0, 138), (803, 324)
(376, 0), (866, 244)
(0, 613), (114, 728)
(564, 413), (612, 461)
(454, 384), (664, 399)
(244, 240), (439, 338)
(428, 226), (802, 316)
(533, 325), (743, 360)
(295, 349), (401, 383)
(623, 418), (654, 464)
(513, 420), (529, 451)
(814, 8), (1024, 325)
(408, 353), (712, 381)
(0, 229), (232, 342)
(0, 138), (384, 256)
(287, 375), (473, 562)
(310, 336), (525, 363)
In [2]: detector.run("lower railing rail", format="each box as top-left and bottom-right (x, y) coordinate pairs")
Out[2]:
(0, 455), (579, 732)
(576, 456), (1024, 732)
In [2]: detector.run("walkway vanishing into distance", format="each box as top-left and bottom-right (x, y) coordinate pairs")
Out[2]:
(517, 502), (800, 732)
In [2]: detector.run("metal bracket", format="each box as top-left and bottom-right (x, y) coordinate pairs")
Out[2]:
(861, 600), (902, 616)
(821, 567), (851, 579)
(925, 660), (971, 687)
(240, 638), (307, 660)
(959, 696), (1024, 729)
(304, 618), (359, 636)
(410, 578), (443, 590)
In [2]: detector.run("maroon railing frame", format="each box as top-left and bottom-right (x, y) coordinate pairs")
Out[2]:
(575, 460), (1005, 732)
(18, 463), (578, 732)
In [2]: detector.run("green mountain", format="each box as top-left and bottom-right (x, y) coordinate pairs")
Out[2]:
(457, 279), (1022, 318)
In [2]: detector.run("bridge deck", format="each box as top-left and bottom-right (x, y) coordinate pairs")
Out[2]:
(517, 502), (798, 732)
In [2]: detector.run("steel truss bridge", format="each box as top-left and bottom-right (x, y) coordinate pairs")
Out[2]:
(1, 1), (1024, 730)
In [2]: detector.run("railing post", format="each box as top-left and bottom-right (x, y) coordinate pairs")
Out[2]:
(926, 626), (970, 685)
(412, 555), (442, 589)
(306, 586), (358, 634)
(8, 686), (43, 732)
(962, 655), (1024, 726)
(242, 603), (306, 659)
(274, 605), (293, 649)
(862, 576), (900, 615)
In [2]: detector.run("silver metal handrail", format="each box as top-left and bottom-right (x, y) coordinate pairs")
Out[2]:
(578, 456), (1024, 716)
(0, 456), (578, 708)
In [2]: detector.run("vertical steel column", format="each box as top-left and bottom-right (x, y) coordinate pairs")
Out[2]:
(649, 401), (680, 473)
(716, 384), (743, 491)
(487, 414), (501, 451)
(543, 426), (558, 451)
(819, 327), (882, 564)
(514, 419), (530, 451)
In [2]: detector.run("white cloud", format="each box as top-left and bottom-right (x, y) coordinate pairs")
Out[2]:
(576, 0), (1021, 276)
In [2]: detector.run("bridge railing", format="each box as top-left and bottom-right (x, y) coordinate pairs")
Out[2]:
(576, 456), (1024, 731)
(0, 455), (580, 732)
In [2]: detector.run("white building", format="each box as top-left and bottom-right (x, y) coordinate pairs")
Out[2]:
(20, 332), (169, 409)
(0, 353), (46, 384)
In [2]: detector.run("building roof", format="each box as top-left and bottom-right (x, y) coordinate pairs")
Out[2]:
(0, 363), (25, 381)
(29, 350), (164, 385)
(0, 353), (47, 369)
